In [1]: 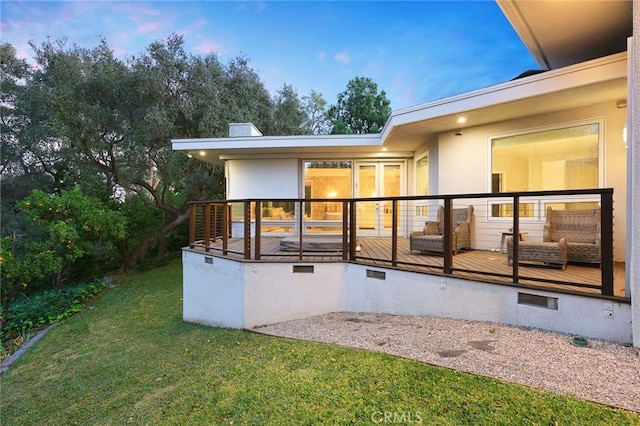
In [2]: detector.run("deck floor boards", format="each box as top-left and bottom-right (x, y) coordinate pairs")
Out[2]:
(192, 236), (626, 298)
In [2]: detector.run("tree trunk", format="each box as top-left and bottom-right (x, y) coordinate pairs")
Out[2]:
(122, 209), (189, 271)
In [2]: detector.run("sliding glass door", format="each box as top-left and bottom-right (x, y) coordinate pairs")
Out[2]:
(356, 161), (404, 236)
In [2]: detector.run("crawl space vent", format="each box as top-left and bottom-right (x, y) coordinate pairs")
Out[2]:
(518, 292), (558, 310)
(366, 269), (386, 280)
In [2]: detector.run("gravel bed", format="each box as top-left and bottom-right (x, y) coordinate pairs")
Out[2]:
(253, 312), (640, 413)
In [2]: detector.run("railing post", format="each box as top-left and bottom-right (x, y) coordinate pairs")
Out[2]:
(189, 203), (196, 249)
(391, 199), (398, 266)
(297, 200), (305, 240)
(227, 204), (233, 238)
(601, 190), (614, 296)
(512, 195), (520, 283)
(222, 203), (229, 255)
(443, 198), (452, 274)
(349, 200), (357, 260)
(204, 203), (211, 252)
(342, 200), (349, 261)
(255, 201), (261, 260)
(243, 201), (251, 260)
(212, 204), (219, 241)
(298, 201), (304, 260)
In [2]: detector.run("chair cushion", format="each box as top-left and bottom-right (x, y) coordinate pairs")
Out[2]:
(424, 221), (440, 235)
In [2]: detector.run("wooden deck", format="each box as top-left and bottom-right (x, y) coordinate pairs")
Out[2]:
(192, 236), (627, 299)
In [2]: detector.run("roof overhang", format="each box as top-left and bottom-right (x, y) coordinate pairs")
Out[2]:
(173, 52), (627, 165)
(380, 52), (627, 151)
(496, 0), (632, 70)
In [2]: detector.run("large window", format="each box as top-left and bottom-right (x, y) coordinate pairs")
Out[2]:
(490, 122), (600, 217)
(303, 161), (352, 220)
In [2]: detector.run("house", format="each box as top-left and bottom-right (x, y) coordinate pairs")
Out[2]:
(172, 1), (639, 348)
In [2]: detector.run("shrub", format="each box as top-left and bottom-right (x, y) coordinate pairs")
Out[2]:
(1, 280), (106, 339)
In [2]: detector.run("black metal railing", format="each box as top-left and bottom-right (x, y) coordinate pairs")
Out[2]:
(187, 188), (619, 298)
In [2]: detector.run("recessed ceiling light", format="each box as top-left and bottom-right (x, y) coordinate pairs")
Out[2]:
(457, 117), (467, 124)
(199, 151), (206, 156)
(382, 147), (388, 152)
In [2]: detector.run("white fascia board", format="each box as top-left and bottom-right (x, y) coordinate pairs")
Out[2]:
(218, 151), (415, 160)
(496, 0), (550, 69)
(379, 52), (627, 140)
(172, 133), (382, 152)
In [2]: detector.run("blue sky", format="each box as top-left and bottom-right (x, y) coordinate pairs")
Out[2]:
(1, 1), (538, 110)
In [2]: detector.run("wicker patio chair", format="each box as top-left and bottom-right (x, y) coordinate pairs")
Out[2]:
(544, 206), (601, 265)
(507, 237), (568, 270)
(410, 205), (473, 254)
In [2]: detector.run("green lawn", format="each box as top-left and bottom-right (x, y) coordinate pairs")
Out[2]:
(1, 260), (638, 425)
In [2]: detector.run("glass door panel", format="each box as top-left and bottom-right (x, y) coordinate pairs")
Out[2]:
(358, 164), (377, 230)
(356, 162), (404, 236)
(382, 164), (401, 231)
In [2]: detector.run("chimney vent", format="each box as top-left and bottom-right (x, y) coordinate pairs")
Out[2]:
(229, 123), (263, 137)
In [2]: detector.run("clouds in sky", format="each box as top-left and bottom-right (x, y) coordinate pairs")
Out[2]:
(0, 1), (537, 109)
(333, 51), (351, 65)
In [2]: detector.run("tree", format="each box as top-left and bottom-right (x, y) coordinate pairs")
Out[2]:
(220, 56), (274, 134)
(0, 187), (126, 327)
(302, 90), (330, 135)
(0, 43), (29, 178)
(327, 77), (391, 134)
(271, 84), (306, 135)
(3, 35), (278, 270)
(0, 43), (56, 211)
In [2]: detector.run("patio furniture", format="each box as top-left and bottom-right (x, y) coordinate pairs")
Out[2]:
(410, 205), (473, 254)
(507, 237), (568, 270)
(499, 230), (527, 254)
(544, 207), (601, 265)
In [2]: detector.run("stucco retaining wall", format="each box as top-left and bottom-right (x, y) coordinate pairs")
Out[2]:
(182, 249), (632, 343)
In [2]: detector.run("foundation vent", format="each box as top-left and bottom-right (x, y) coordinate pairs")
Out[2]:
(204, 257), (213, 264)
(293, 265), (314, 273)
(366, 269), (386, 280)
(518, 292), (558, 310)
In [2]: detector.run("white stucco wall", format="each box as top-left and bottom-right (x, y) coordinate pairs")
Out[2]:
(182, 249), (633, 343)
(182, 250), (344, 329)
(227, 158), (299, 199)
(182, 250), (245, 328)
(244, 263), (344, 328)
(436, 101), (628, 260)
(344, 264), (631, 343)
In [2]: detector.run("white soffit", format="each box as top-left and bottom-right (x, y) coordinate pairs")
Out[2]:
(497, 0), (632, 70)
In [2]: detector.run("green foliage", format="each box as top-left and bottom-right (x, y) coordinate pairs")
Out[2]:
(271, 84), (306, 135)
(3, 34), (265, 271)
(302, 89), (330, 135)
(18, 187), (126, 271)
(2, 280), (106, 338)
(0, 187), (125, 328)
(0, 261), (637, 425)
(328, 76), (392, 134)
(0, 236), (61, 291)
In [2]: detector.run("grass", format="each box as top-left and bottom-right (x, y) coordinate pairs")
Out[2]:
(1, 260), (638, 425)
